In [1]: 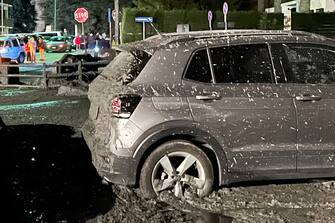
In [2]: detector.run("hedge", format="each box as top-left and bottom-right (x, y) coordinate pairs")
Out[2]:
(121, 8), (283, 43)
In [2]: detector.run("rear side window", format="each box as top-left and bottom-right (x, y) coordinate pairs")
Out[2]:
(184, 49), (212, 83)
(282, 44), (335, 84)
(101, 50), (151, 85)
(210, 44), (273, 83)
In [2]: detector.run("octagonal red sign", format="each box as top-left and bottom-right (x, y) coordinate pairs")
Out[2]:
(74, 7), (88, 23)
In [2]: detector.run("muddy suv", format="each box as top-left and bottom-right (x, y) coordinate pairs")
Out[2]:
(82, 30), (335, 198)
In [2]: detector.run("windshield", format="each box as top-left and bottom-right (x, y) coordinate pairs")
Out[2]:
(49, 36), (65, 42)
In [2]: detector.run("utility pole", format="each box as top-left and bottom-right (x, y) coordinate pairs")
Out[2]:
(114, 0), (119, 45)
(1, 0), (3, 35)
(53, 0), (57, 31)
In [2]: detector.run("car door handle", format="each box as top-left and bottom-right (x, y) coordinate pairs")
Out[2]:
(295, 95), (322, 102)
(196, 94), (221, 100)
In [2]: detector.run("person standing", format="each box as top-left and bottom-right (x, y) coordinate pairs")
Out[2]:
(29, 37), (37, 63)
(74, 35), (81, 50)
(23, 37), (31, 63)
(37, 36), (45, 61)
(87, 33), (95, 56)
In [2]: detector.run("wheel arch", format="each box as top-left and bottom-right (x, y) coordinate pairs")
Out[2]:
(133, 122), (229, 187)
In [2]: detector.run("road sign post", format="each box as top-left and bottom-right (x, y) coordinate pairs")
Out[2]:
(114, 0), (119, 45)
(208, 10), (213, 31)
(223, 2), (228, 31)
(135, 17), (153, 40)
(74, 7), (88, 34)
(108, 8), (112, 48)
(74, 7), (88, 52)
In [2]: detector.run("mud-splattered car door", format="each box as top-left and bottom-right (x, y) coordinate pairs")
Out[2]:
(183, 44), (297, 176)
(278, 43), (335, 172)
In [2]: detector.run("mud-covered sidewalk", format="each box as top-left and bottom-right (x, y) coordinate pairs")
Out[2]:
(2, 88), (335, 223)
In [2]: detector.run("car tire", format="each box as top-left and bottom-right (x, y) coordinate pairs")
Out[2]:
(140, 140), (214, 199)
(17, 53), (25, 64)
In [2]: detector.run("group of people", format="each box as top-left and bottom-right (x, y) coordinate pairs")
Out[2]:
(73, 32), (111, 57)
(22, 35), (45, 63)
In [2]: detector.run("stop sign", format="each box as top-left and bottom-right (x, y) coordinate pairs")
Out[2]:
(74, 7), (88, 23)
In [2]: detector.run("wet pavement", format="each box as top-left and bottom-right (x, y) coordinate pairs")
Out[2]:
(2, 88), (335, 223)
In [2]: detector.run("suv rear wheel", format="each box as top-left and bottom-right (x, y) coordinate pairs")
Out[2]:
(140, 140), (214, 199)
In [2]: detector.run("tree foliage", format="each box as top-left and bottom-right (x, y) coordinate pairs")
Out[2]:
(133, 0), (243, 11)
(40, 0), (130, 34)
(133, 0), (198, 10)
(12, 0), (36, 33)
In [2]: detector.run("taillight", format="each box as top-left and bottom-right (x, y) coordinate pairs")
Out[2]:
(111, 94), (142, 118)
(112, 97), (121, 113)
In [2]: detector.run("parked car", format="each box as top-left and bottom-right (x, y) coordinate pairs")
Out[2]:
(82, 30), (335, 199)
(34, 31), (63, 42)
(0, 36), (26, 63)
(45, 36), (72, 53)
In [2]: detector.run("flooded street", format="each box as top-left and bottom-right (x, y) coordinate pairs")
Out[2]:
(2, 88), (335, 222)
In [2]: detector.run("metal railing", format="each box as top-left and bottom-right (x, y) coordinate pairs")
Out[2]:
(0, 60), (109, 88)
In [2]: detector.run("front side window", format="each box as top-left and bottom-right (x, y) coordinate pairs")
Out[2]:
(283, 44), (335, 84)
(12, 39), (19, 47)
(184, 49), (212, 83)
(210, 44), (273, 84)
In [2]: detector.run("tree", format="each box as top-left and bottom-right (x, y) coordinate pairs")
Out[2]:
(133, 0), (197, 10)
(40, 0), (130, 34)
(133, 0), (243, 11)
(12, 0), (36, 33)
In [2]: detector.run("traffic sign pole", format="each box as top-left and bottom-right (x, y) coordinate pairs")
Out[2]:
(208, 10), (213, 31)
(114, 0), (119, 45)
(108, 8), (112, 48)
(142, 22), (145, 40)
(223, 2), (228, 31)
(135, 17), (153, 40)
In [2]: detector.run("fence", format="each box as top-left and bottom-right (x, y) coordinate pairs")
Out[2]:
(0, 60), (110, 89)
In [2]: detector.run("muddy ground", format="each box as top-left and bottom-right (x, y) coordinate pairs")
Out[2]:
(2, 88), (335, 223)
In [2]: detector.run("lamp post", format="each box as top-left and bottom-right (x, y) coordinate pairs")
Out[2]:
(53, 0), (57, 31)
(1, 0), (4, 35)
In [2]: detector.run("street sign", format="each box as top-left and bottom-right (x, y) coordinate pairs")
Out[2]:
(74, 7), (88, 23)
(223, 2), (229, 15)
(135, 17), (154, 40)
(108, 8), (112, 23)
(135, 17), (153, 23)
(208, 10), (213, 22)
(223, 2), (228, 30)
(208, 10), (213, 31)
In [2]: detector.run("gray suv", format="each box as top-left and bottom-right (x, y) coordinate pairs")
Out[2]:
(82, 30), (335, 198)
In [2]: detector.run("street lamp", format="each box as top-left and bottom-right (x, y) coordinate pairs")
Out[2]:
(53, 0), (57, 31)
(1, 0), (3, 35)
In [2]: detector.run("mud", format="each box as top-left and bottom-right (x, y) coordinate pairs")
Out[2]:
(2, 88), (335, 223)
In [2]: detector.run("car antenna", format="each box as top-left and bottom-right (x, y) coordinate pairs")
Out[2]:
(149, 22), (162, 37)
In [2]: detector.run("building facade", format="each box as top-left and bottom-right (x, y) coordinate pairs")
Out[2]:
(1, 0), (13, 34)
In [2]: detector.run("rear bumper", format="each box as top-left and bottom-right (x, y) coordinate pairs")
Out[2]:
(82, 119), (137, 186)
